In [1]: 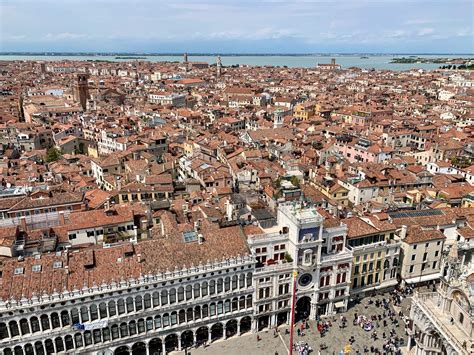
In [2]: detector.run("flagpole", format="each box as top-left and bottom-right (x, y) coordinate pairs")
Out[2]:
(289, 271), (298, 355)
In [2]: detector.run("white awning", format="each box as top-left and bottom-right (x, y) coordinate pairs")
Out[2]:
(334, 301), (345, 308)
(405, 273), (440, 284)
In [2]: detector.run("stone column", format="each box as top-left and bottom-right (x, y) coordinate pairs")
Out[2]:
(237, 321), (241, 336)
(146, 342), (150, 355)
(310, 302), (318, 320)
(208, 329), (212, 342)
(270, 314), (276, 327)
(161, 340), (166, 355)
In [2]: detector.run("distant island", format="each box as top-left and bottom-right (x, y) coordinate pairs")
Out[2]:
(391, 56), (473, 64)
(115, 56), (147, 59)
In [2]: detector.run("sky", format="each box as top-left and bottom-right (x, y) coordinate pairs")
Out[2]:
(0, 0), (473, 53)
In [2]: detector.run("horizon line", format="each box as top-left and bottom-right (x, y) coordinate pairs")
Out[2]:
(1, 52), (473, 56)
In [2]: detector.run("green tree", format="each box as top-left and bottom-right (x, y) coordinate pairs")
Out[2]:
(290, 176), (300, 187)
(46, 147), (62, 162)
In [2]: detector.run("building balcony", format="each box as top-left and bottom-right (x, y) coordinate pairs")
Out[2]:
(248, 232), (288, 245)
(412, 291), (470, 354)
(321, 248), (353, 264)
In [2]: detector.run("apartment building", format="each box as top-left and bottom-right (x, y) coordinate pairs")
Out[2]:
(399, 224), (445, 285)
(345, 216), (400, 295)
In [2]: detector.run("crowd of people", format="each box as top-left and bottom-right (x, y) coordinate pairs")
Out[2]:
(286, 292), (408, 354)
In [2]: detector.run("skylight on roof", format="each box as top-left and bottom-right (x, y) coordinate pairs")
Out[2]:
(183, 230), (198, 243)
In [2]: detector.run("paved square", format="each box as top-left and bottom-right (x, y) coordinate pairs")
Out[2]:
(181, 293), (408, 355)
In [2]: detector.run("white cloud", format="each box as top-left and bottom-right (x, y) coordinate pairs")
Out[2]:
(43, 32), (88, 41)
(387, 30), (409, 39)
(417, 28), (435, 37)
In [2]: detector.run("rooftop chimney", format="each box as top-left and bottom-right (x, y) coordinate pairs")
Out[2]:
(400, 225), (407, 239)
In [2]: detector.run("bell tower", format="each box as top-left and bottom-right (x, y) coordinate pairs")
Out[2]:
(75, 74), (90, 111)
(216, 56), (222, 78)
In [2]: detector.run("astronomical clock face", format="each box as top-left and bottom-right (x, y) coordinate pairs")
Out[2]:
(298, 273), (313, 287)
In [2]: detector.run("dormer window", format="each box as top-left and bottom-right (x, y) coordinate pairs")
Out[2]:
(14, 267), (24, 275)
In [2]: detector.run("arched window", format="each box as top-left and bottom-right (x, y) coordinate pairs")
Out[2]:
(161, 290), (168, 305)
(144, 294), (152, 309)
(193, 283), (200, 298)
(179, 310), (186, 324)
(108, 300), (117, 317)
(186, 285), (192, 300)
(239, 273), (245, 288)
(0, 322), (8, 339)
(162, 313), (170, 327)
(201, 281), (208, 296)
(30, 317), (40, 333)
(202, 304), (209, 318)
(20, 318), (30, 335)
(186, 308), (193, 321)
(99, 303), (107, 319)
(51, 312), (61, 328)
(232, 275), (238, 290)
(117, 299), (126, 314)
(217, 301), (224, 314)
(246, 294), (252, 308)
(135, 295), (143, 311)
(45, 339), (54, 354)
(137, 319), (145, 333)
(224, 299), (231, 313)
(459, 313), (464, 324)
(194, 305), (201, 320)
(80, 306), (89, 322)
(9, 321), (19, 337)
(111, 325), (120, 340)
(178, 287), (185, 302)
(126, 297), (134, 313)
(90, 304), (98, 321)
(34, 342), (44, 355)
(224, 277), (231, 292)
(170, 311), (177, 325)
(210, 303), (216, 316)
(71, 308), (80, 324)
(169, 289), (176, 304)
(154, 315), (162, 329)
(128, 321), (137, 336)
(74, 333), (83, 348)
(84, 330), (92, 346)
(61, 310), (70, 326)
(146, 317), (154, 331)
(55, 337), (65, 352)
(246, 272), (253, 287)
(102, 327), (111, 342)
(232, 298), (238, 311)
(217, 279), (223, 293)
(40, 315), (50, 330)
(239, 296), (246, 309)
(93, 329), (101, 344)
(384, 260), (390, 269)
(65, 335), (74, 350)
(120, 323), (128, 337)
